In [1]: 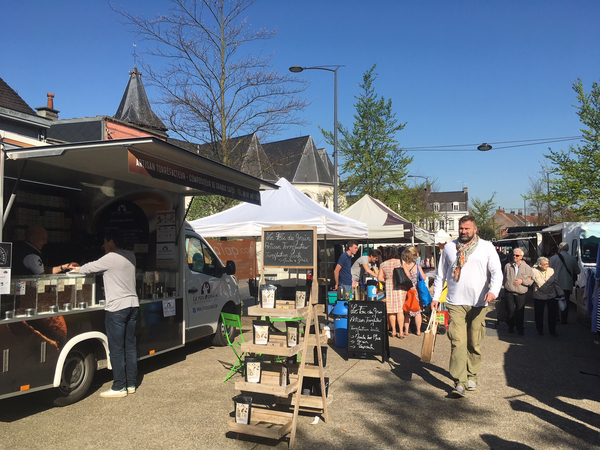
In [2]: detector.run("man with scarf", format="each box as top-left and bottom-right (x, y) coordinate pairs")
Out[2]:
(431, 215), (502, 398)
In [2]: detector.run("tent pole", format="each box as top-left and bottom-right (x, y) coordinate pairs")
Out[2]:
(324, 234), (328, 285)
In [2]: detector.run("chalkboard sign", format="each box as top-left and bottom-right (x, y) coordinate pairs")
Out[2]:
(347, 301), (389, 360)
(263, 229), (314, 267)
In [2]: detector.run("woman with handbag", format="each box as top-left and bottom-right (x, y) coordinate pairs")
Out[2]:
(401, 247), (426, 336)
(378, 246), (406, 338)
(532, 256), (564, 337)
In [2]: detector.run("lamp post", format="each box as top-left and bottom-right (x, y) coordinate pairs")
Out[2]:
(289, 65), (344, 212)
(408, 175), (430, 229)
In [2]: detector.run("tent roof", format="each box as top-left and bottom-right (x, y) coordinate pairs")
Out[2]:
(434, 229), (454, 244)
(339, 194), (434, 244)
(189, 178), (368, 239)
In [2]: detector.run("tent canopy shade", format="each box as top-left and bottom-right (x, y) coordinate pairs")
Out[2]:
(339, 194), (434, 244)
(189, 178), (368, 239)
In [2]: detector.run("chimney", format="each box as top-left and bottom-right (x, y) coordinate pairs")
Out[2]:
(463, 187), (468, 193)
(36, 93), (59, 121)
(518, 209), (522, 215)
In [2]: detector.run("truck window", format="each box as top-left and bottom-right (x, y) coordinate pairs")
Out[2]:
(186, 236), (221, 276)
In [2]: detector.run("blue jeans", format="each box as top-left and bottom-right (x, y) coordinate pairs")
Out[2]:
(105, 307), (139, 391)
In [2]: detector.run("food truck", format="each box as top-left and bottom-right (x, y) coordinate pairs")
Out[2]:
(0, 137), (275, 405)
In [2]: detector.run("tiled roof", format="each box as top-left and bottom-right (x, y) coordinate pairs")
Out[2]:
(48, 117), (104, 142)
(113, 66), (167, 132)
(428, 190), (468, 203)
(262, 136), (333, 184)
(167, 133), (279, 182)
(317, 148), (334, 177)
(0, 77), (37, 116)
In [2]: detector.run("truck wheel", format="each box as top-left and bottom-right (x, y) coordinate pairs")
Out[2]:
(212, 316), (233, 347)
(53, 347), (96, 407)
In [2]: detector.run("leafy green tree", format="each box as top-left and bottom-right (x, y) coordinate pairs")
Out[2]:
(470, 193), (498, 240)
(186, 196), (239, 221)
(321, 64), (412, 210)
(541, 79), (600, 220)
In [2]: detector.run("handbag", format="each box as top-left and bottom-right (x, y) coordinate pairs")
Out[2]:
(558, 298), (567, 311)
(416, 269), (432, 307)
(393, 264), (413, 290)
(421, 311), (438, 363)
(402, 289), (421, 313)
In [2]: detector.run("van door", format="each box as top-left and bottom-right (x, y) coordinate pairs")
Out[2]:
(185, 234), (224, 337)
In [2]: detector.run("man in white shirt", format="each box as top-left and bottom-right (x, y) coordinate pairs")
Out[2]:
(73, 230), (139, 398)
(432, 215), (502, 398)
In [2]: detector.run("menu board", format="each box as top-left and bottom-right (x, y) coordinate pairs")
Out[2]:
(347, 301), (389, 360)
(262, 229), (314, 267)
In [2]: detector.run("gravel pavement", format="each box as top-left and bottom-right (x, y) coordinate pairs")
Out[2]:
(1, 291), (599, 450)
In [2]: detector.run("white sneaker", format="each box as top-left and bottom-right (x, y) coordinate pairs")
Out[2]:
(127, 386), (136, 394)
(100, 388), (127, 398)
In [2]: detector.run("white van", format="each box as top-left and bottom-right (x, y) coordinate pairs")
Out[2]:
(542, 222), (600, 324)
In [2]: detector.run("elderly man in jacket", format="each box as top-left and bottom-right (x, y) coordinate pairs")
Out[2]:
(503, 248), (533, 336)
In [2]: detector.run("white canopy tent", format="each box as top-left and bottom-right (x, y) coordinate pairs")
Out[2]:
(435, 229), (454, 244)
(189, 178), (368, 239)
(339, 194), (435, 244)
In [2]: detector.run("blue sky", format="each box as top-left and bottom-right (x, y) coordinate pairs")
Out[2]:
(2, 0), (600, 211)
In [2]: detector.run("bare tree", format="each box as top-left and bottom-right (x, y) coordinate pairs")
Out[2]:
(114, 0), (309, 168)
(523, 175), (548, 225)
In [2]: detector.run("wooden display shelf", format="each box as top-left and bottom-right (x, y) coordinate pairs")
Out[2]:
(247, 303), (324, 319)
(235, 368), (299, 396)
(241, 334), (302, 357)
(228, 407), (293, 440)
(247, 305), (308, 318)
(290, 362), (329, 379)
(241, 333), (326, 357)
(277, 393), (333, 410)
(306, 333), (328, 347)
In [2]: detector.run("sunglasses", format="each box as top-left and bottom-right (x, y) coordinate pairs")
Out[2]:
(513, 254), (523, 257)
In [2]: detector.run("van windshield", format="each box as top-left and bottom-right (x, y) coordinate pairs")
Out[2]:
(580, 227), (600, 264)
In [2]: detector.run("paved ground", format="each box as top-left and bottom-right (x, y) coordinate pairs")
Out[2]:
(1, 292), (599, 449)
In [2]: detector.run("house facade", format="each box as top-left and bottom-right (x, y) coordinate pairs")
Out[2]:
(426, 187), (469, 239)
(0, 77), (51, 150)
(492, 208), (538, 237)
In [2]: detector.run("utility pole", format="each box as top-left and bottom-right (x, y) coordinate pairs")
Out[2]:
(546, 172), (551, 225)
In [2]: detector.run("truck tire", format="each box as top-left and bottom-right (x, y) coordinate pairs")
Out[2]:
(212, 316), (234, 347)
(53, 347), (96, 407)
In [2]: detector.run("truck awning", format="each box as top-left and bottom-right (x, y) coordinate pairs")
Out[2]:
(4, 137), (277, 205)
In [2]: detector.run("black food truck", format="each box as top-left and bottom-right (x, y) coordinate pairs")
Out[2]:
(0, 137), (275, 405)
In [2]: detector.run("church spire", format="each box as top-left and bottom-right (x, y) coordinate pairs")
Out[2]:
(113, 66), (167, 132)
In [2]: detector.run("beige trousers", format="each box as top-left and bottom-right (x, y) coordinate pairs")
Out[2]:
(446, 304), (488, 389)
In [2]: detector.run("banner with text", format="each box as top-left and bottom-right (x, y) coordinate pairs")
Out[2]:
(128, 149), (261, 205)
(208, 239), (257, 279)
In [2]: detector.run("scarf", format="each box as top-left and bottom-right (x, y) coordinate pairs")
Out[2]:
(452, 235), (480, 281)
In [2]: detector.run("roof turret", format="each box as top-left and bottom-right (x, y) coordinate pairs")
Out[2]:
(113, 66), (167, 132)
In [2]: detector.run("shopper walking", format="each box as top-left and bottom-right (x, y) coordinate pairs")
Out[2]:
(431, 215), (502, 398)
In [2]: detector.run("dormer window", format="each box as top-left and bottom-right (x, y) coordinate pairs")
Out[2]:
(434, 203), (440, 212)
